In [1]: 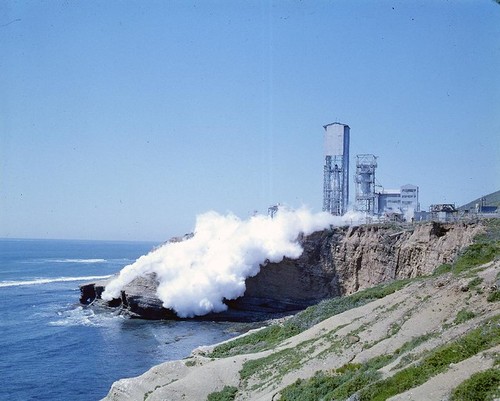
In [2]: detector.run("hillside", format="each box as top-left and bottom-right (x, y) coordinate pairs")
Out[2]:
(459, 189), (500, 211)
(101, 219), (500, 401)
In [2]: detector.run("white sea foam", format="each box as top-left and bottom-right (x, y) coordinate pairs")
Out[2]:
(52, 258), (107, 263)
(0, 275), (113, 288)
(22, 258), (108, 264)
(49, 305), (125, 327)
(102, 206), (363, 318)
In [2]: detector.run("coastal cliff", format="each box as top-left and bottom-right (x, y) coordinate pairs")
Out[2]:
(99, 216), (500, 401)
(80, 221), (481, 320)
(100, 218), (500, 401)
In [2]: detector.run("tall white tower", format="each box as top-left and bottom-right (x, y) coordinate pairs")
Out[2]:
(323, 122), (350, 215)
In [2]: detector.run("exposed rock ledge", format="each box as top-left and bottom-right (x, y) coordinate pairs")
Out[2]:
(80, 221), (482, 321)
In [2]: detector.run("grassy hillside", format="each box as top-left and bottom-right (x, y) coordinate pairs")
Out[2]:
(205, 218), (500, 401)
(101, 219), (500, 401)
(459, 189), (500, 211)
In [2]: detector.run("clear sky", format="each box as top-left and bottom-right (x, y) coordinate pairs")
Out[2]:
(1, 0), (499, 241)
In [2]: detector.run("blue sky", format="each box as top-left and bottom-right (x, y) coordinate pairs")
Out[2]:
(1, 1), (499, 241)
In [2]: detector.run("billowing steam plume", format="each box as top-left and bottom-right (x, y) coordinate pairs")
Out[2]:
(102, 207), (363, 318)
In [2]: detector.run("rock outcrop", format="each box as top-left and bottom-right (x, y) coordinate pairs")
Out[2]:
(80, 220), (482, 320)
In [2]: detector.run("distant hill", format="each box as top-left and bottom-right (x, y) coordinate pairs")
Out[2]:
(459, 189), (500, 211)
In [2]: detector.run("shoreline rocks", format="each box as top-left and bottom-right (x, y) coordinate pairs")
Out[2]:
(80, 221), (482, 321)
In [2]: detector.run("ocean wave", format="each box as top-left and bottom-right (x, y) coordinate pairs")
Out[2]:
(0, 275), (112, 288)
(49, 305), (125, 327)
(52, 258), (107, 263)
(22, 257), (133, 265)
(20, 258), (108, 264)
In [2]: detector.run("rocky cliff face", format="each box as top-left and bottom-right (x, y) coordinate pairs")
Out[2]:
(327, 221), (481, 294)
(80, 221), (482, 320)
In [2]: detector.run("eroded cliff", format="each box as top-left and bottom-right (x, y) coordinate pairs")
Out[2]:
(80, 220), (482, 320)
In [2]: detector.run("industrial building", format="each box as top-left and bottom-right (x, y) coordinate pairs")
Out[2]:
(354, 154), (377, 214)
(322, 122), (419, 220)
(428, 204), (458, 222)
(350, 150), (419, 217)
(375, 184), (420, 216)
(323, 122), (350, 215)
(376, 189), (401, 214)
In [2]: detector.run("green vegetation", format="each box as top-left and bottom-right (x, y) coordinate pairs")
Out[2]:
(450, 368), (500, 401)
(428, 219), (500, 277)
(391, 332), (439, 370)
(238, 307), (418, 390)
(206, 386), (238, 401)
(453, 242), (499, 274)
(209, 324), (301, 358)
(394, 332), (436, 356)
(210, 279), (410, 358)
(454, 308), (476, 325)
(280, 353), (399, 400)
(467, 276), (484, 290)
(143, 385), (164, 401)
(433, 263), (452, 276)
(239, 332), (334, 388)
(476, 218), (500, 243)
(388, 322), (402, 336)
(239, 347), (302, 384)
(278, 317), (500, 401)
(452, 219), (500, 275)
(487, 290), (500, 302)
(280, 369), (379, 401)
(358, 317), (500, 401)
(281, 371), (343, 401)
(262, 333), (436, 399)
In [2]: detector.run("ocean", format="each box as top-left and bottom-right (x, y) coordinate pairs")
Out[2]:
(0, 239), (241, 401)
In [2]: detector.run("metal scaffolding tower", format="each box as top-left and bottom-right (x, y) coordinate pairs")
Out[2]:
(354, 154), (377, 214)
(323, 123), (350, 215)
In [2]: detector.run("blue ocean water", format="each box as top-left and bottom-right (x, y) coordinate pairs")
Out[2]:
(0, 239), (240, 401)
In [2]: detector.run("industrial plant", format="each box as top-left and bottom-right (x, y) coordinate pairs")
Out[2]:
(322, 122), (420, 221)
(321, 122), (500, 222)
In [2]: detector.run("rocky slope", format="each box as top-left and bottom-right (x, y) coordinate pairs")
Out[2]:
(81, 221), (482, 320)
(101, 258), (500, 401)
(99, 218), (500, 400)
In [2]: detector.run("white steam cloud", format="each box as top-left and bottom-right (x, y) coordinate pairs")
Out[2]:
(102, 207), (362, 318)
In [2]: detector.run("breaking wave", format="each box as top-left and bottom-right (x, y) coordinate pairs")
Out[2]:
(22, 258), (109, 264)
(49, 305), (124, 327)
(0, 275), (113, 288)
(51, 258), (107, 263)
